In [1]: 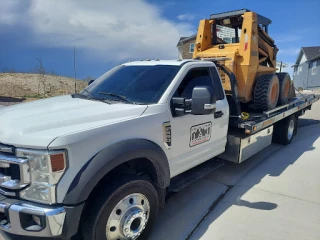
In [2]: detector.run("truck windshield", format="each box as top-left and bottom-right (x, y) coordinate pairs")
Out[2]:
(83, 65), (180, 104)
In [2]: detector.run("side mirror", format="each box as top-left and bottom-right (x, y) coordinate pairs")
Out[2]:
(88, 79), (95, 85)
(191, 86), (216, 115)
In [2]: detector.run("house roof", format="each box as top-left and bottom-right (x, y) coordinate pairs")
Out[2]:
(294, 46), (320, 66)
(176, 34), (196, 46)
(302, 46), (320, 60)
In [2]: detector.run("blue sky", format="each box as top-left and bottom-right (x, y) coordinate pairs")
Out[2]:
(1, 0), (319, 79)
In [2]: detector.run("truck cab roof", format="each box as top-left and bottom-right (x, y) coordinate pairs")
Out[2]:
(123, 59), (214, 66)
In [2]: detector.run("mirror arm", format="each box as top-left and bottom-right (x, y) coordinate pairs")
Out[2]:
(172, 97), (193, 116)
(174, 108), (186, 116)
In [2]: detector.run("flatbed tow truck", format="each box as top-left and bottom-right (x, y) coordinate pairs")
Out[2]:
(0, 58), (318, 240)
(0, 9), (319, 240)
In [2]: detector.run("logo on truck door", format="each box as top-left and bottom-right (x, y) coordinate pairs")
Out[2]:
(190, 122), (212, 147)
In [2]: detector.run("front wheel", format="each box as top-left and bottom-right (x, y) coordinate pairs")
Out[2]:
(81, 176), (159, 240)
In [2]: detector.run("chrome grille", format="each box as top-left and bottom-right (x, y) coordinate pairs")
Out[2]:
(0, 152), (30, 190)
(0, 144), (14, 154)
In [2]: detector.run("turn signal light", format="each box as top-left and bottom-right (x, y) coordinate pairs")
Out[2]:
(50, 153), (65, 172)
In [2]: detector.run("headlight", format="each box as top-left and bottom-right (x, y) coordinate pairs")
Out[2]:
(16, 149), (67, 204)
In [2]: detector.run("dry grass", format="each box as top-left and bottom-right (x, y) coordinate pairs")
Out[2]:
(0, 73), (87, 98)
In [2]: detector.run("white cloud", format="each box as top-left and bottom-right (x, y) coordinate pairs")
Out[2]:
(1, 0), (193, 61)
(177, 14), (195, 21)
(0, 0), (28, 25)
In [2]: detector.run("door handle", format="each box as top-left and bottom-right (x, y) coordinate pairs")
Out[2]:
(214, 111), (224, 118)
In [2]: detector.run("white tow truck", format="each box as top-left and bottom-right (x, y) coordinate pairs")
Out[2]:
(0, 59), (318, 240)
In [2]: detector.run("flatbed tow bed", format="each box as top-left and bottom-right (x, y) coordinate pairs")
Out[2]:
(231, 93), (320, 134)
(220, 93), (320, 163)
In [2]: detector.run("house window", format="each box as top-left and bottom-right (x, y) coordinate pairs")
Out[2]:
(189, 43), (195, 53)
(299, 66), (302, 72)
(312, 61), (317, 75)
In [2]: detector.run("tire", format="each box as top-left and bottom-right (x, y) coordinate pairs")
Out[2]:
(81, 175), (159, 240)
(272, 115), (297, 145)
(276, 72), (291, 106)
(254, 74), (280, 111)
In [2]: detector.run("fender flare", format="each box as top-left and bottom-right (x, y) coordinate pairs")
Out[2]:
(62, 139), (170, 205)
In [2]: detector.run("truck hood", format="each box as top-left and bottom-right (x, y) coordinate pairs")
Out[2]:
(0, 95), (147, 148)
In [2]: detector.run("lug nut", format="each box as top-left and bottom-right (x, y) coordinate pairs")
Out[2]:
(125, 228), (129, 232)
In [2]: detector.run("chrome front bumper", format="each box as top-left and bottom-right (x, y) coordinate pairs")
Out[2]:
(0, 197), (66, 237)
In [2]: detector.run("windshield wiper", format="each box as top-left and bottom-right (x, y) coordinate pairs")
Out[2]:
(99, 92), (134, 104)
(82, 89), (94, 98)
(73, 89), (111, 104)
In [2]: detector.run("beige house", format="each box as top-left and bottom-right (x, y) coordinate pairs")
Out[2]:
(176, 34), (197, 59)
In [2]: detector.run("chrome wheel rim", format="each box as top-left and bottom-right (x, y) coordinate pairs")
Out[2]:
(106, 193), (150, 240)
(287, 119), (295, 140)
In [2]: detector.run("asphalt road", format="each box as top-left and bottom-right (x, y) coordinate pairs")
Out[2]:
(1, 101), (320, 240)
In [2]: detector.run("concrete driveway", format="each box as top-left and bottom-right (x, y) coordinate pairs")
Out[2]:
(188, 123), (320, 240)
(1, 101), (320, 240)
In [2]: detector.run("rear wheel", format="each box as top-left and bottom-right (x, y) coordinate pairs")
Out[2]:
(276, 73), (291, 106)
(272, 115), (297, 145)
(81, 176), (159, 240)
(254, 74), (280, 111)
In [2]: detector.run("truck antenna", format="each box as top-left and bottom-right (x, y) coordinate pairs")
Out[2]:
(74, 46), (77, 93)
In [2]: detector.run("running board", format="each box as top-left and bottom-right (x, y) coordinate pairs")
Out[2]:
(168, 158), (224, 193)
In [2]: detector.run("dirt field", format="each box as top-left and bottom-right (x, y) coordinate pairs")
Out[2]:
(0, 73), (87, 98)
(0, 73), (88, 105)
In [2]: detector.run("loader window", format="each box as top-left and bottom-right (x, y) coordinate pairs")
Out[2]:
(213, 24), (240, 44)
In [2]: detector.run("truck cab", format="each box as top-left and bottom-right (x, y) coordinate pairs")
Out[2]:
(0, 60), (230, 239)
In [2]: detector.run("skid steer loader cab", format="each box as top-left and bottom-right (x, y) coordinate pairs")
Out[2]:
(193, 9), (293, 111)
(209, 9), (272, 45)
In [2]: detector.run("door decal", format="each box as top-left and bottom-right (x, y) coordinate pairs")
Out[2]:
(190, 122), (212, 147)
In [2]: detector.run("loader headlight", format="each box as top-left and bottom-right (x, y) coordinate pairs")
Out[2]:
(16, 149), (67, 204)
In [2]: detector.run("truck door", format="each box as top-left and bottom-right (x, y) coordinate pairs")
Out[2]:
(169, 66), (228, 177)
